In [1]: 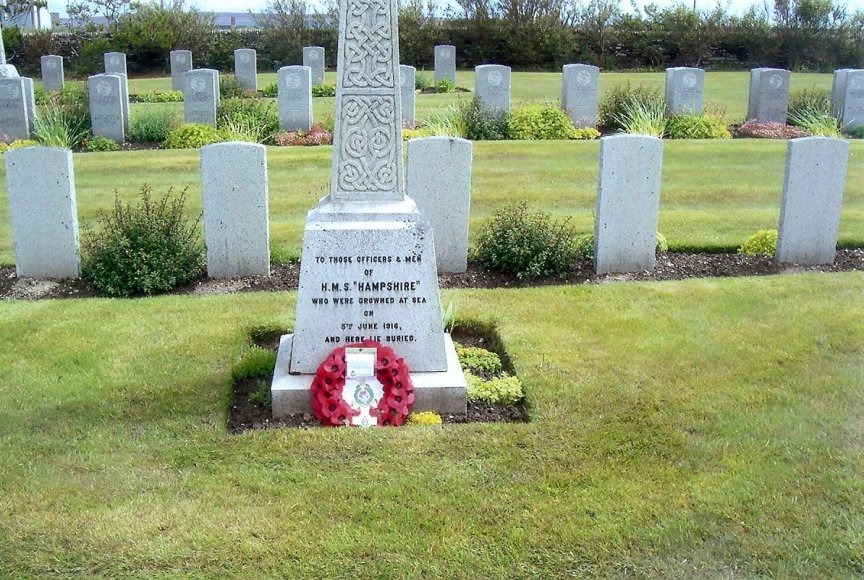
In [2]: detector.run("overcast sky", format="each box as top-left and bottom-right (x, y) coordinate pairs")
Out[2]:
(44, 0), (864, 18)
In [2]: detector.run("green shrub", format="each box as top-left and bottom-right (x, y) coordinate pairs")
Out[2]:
(135, 91), (184, 103)
(312, 85), (337, 97)
(665, 114), (731, 139)
(474, 201), (579, 279)
(34, 85), (91, 149)
(571, 127), (601, 140)
(598, 83), (664, 131)
(248, 323), (289, 345)
(463, 99), (509, 141)
(83, 135), (119, 152)
(129, 108), (181, 143)
(436, 78), (455, 93)
(455, 343), (503, 376)
(220, 75), (246, 100)
(847, 125), (864, 139)
(465, 371), (524, 405)
(656, 232), (669, 252)
(0, 139), (38, 153)
(217, 97), (279, 143)
(248, 380), (272, 407)
(164, 124), (226, 149)
(738, 229), (777, 256)
(789, 86), (831, 119)
(232, 346), (277, 382)
(614, 95), (667, 137)
(406, 411), (443, 425)
(261, 82), (278, 98)
(81, 185), (204, 297)
(507, 104), (574, 140)
(415, 72), (431, 91)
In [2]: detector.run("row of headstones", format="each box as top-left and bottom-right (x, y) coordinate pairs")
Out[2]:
(595, 134), (849, 273)
(3, 137), (473, 279)
(5, 131), (848, 281)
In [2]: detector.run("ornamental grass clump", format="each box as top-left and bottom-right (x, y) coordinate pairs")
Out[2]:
(217, 98), (279, 143)
(81, 185), (204, 297)
(598, 83), (664, 131)
(614, 95), (667, 137)
(738, 229), (777, 256)
(129, 108), (181, 143)
(474, 201), (580, 279)
(786, 109), (842, 138)
(788, 87), (831, 118)
(666, 114), (731, 139)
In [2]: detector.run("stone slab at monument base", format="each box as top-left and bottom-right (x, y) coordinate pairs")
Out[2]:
(271, 333), (468, 417)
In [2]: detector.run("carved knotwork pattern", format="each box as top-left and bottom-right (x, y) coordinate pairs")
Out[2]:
(337, 96), (397, 191)
(343, 0), (394, 88)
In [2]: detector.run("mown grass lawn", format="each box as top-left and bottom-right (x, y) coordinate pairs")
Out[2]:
(0, 273), (862, 575)
(0, 139), (862, 265)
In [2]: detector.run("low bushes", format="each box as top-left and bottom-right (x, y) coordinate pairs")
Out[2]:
(474, 201), (580, 279)
(507, 104), (573, 140)
(129, 109), (181, 143)
(163, 124), (226, 149)
(739, 229), (778, 256)
(666, 114), (731, 139)
(81, 185), (203, 297)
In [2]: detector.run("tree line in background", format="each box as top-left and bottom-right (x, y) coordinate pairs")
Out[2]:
(1, 0), (862, 78)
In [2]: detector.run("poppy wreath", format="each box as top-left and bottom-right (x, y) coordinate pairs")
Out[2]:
(310, 340), (415, 427)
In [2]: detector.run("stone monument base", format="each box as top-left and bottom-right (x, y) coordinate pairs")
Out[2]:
(271, 333), (468, 418)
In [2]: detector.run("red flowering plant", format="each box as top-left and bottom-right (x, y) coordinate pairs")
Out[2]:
(273, 123), (333, 146)
(310, 341), (414, 427)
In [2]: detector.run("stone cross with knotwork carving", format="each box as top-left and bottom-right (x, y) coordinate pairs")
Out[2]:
(330, 0), (404, 203)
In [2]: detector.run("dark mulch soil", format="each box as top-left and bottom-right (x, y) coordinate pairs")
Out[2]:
(227, 324), (527, 432)
(4, 248), (862, 301)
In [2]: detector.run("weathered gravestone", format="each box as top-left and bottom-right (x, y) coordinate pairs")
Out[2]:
(201, 142), (270, 277)
(594, 134), (664, 274)
(0, 78), (32, 141)
(664, 67), (704, 115)
(747, 68), (790, 123)
(400, 64), (415, 125)
(776, 137), (848, 265)
(406, 136), (472, 273)
(272, 0), (467, 418)
(841, 70), (864, 131)
(104, 52), (127, 75)
(475, 64), (511, 113)
(277, 65), (312, 131)
(234, 48), (257, 91)
(170, 50), (192, 91)
(303, 46), (325, 86)
(88, 74), (125, 143)
(831, 69), (853, 117)
(434, 45), (456, 85)
(0, 22), (19, 79)
(40, 55), (64, 91)
(561, 63), (599, 128)
(5, 146), (80, 278)
(183, 69), (219, 126)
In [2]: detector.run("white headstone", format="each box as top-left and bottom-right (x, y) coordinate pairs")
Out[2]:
(400, 64), (415, 125)
(475, 64), (511, 113)
(841, 70), (864, 131)
(407, 136), (472, 273)
(88, 74), (125, 143)
(40, 55), (64, 92)
(170, 50), (192, 91)
(104, 51), (127, 75)
(303, 46), (325, 86)
(561, 63), (599, 128)
(5, 146), (80, 278)
(434, 45), (456, 85)
(831, 68), (853, 117)
(0, 23), (19, 79)
(664, 67), (704, 115)
(594, 134), (664, 274)
(747, 68), (790, 123)
(201, 142), (270, 277)
(278, 65), (312, 131)
(183, 69), (219, 126)
(234, 48), (257, 92)
(20, 77), (36, 134)
(0, 77), (31, 141)
(272, 0), (467, 418)
(775, 137), (848, 265)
